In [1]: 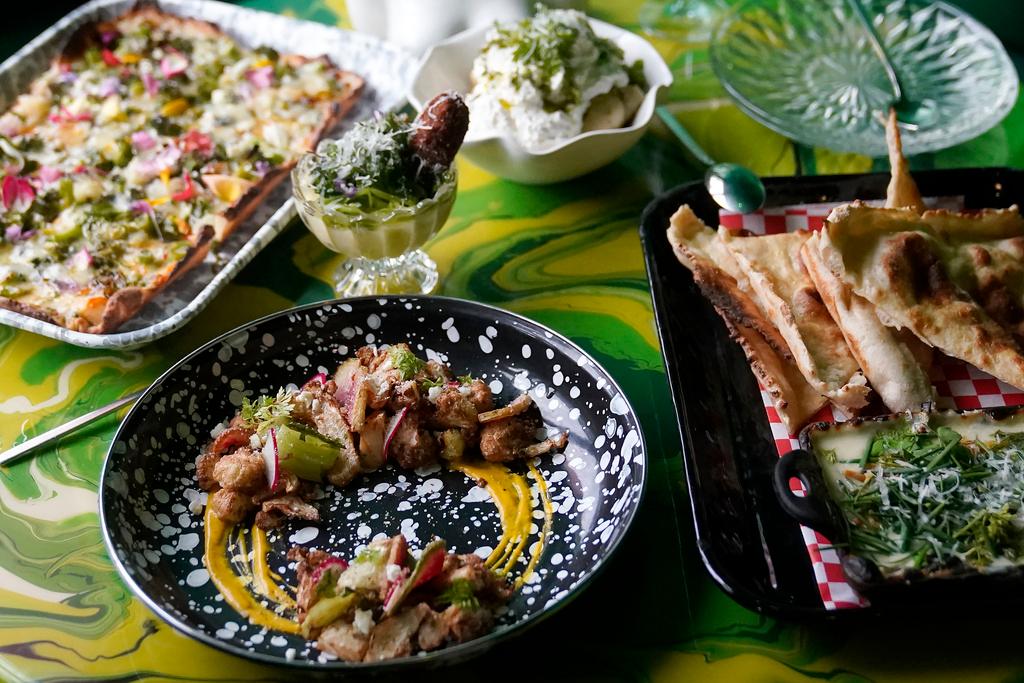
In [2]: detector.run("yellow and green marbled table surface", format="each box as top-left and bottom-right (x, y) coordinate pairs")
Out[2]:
(2, 1), (1024, 681)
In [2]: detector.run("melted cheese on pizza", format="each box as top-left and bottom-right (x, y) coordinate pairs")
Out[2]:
(0, 12), (351, 330)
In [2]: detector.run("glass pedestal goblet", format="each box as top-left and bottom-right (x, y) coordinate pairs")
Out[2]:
(292, 161), (456, 297)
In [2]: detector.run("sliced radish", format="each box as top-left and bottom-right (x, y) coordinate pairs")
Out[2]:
(304, 372), (327, 389)
(333, 358), (362, 406)
(70, 246), (93, 271)
(382, 407), (409, 462)
(142, 72), (159, 97)
(308, 556), (349, 595)
(160, 51), (189, 78)
(383, 540), (446, 615)
(382, 572), (406, 610)
(246, 65), (274, 88)
(261, 427), (280, 490)
(411, 545), (445, 589)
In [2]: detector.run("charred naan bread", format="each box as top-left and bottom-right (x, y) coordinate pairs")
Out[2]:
(820, 203), (1024, 390)
(668, 206), (827, 431)
(800, 231), (934, 412)
(922, 208), (1024, 345)
(721, 230), (870, 414)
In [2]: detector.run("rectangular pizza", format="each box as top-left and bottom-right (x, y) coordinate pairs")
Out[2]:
(0, 4), (363, 333)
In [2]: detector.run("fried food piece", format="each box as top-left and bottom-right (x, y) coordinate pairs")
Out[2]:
(465, 379), (494, 413)
(480, 402), (544, 462)
(212, 448), (266, 492)
(195, 450), (220, 491)
(417, 608), (448, 651)
(410, 92), (469, 169)
(364, 604), (431, 662)
(388, 411), (439, 470)
(319, 621), (371, 662)
(209, 488), (255, 525)
(432, 386), (480, 430)
(254, 495), (319, 530)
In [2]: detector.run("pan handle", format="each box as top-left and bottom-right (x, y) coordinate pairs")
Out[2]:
(773, 449), (848, 542)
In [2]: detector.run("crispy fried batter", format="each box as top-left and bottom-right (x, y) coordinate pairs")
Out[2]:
(410, 92), (469, 169)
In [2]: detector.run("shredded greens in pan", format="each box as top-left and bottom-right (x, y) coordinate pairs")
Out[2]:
(838, 424), (1024, 572)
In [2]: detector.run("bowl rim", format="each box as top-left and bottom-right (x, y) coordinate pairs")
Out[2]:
(98, 294), (649, 671)
(407, 15), (673, 157)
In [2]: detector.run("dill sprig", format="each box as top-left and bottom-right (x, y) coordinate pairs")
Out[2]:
(240, 388), (294, 432)
(389, 346), (426, 381)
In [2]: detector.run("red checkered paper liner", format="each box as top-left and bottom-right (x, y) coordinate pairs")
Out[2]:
(720, 197), (1024, 610)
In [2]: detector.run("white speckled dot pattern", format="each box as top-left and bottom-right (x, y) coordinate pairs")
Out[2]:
(100, 296), (646, 669)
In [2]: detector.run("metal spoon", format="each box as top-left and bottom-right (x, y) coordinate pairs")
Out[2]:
(656, 106), (766, 213)
(847, 0), (937, 131)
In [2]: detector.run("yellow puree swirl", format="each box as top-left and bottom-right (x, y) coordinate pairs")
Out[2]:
(202, 461), (554, 632)
(203, 506), (300, 634)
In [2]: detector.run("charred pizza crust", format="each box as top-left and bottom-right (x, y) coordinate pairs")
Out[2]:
(0, 5), (364, 334)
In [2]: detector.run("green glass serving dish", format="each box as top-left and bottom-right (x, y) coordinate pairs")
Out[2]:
(710, 0), (1019, 156)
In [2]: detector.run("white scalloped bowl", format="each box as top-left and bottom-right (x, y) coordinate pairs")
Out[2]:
(408, 18), (672, 185)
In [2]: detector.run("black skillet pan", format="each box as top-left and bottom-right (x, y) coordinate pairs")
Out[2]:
(774, 407), (1024, 606)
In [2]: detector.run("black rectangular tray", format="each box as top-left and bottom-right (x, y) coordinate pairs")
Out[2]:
(639, 167), (1024, 619)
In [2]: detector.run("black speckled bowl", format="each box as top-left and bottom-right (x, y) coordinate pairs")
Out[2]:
(99, 296), (646, 670)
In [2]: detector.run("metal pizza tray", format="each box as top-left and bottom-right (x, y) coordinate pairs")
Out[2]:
(0, 0), (417, 349)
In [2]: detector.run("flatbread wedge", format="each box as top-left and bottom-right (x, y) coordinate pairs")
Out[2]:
(668, 206), (826, 431)
(800, 231), (934, 412)
(0, 6), (364, 333)
(820, 202), (1024, 390)
(721, 229), (870, 415)
(884, 108), (924, 214)
(911, 208), (1024, 345)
